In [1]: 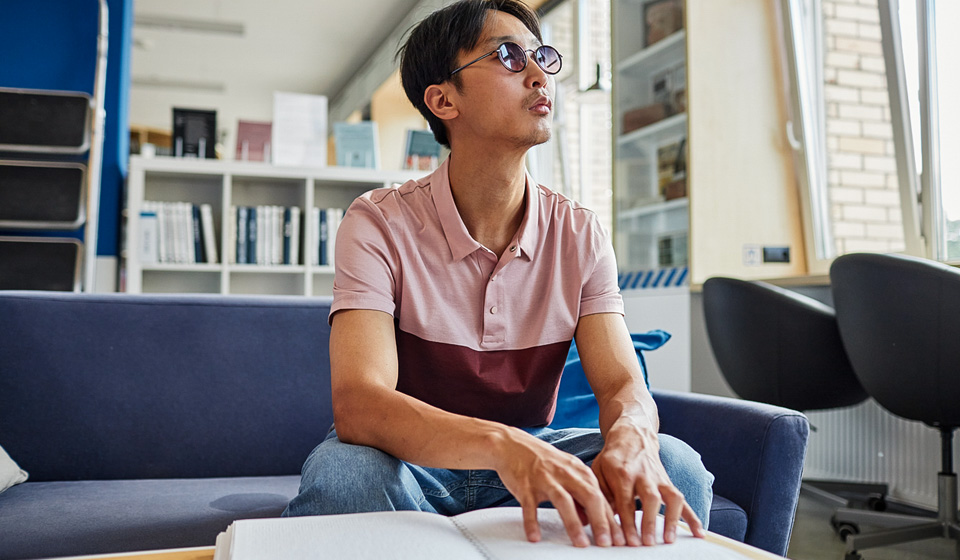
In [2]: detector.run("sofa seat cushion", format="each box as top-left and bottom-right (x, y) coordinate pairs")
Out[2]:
(0, 476), (300, 560)
(708, 494), (748, 543)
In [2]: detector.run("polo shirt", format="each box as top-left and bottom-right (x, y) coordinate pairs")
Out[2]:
(330, 157), (624, 427)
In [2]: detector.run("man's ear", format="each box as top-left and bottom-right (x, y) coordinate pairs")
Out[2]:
(424, 83), (459, 122)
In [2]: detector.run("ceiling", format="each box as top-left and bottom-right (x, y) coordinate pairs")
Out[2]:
(131, 0), (424, 101)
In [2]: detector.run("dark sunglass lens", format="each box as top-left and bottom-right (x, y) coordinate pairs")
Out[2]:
(536, 46), (561, 74)
(499, 43), (527, 72)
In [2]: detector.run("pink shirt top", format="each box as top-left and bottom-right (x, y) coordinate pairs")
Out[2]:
(331, 158), (623, 427)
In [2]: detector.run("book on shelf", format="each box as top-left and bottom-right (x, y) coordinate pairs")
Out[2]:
(141, 201), (218, 264)
(272, 92), (328, 168)
(403, 129), (443, 171)
(235, 120), (272, 162)
(310, 207), (343, 267)
(229, 205), (303, 266)
(247, 206), (258, 265)
(333, 121), (380, 169)
(139, 207), (158, 264)
(200, 204), (219, 264)
(172, 108), (217, 159)
(213, 507), (776, 560)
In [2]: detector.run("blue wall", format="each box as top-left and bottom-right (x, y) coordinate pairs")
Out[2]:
(0, 0), (132, 258)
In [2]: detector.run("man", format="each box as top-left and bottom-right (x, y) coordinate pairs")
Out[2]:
(284, 0), (713, 548)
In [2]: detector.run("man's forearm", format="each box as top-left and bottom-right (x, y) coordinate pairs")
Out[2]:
(596, 380), (659, 440)
(333, 384), (520, 471)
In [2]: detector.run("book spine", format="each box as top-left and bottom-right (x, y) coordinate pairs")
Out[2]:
(192, 204), (205, 264)
(140, 203), (158, 264)
(248, 206), (258, 265)
(164, 202), (177, 263)
(227, 206), (236, 264)
(200, 204), (219, 264)
(260, 205), (268, 266)
(180, 202), (192, 264)
(237, 206), (248, 264)
(283, 207), (292, 265)
(155, 202), (166, 264)
(274, 206), (283, 266)
(290, 206), (301, 266)
(319, 209), (328, 266)
(172, 202), (183, 264)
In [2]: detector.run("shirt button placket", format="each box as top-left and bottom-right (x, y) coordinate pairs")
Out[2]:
(482, 267), (504, 346)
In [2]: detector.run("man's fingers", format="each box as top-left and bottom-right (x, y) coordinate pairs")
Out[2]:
(661, 486), (685, 544)
(521, 501), (542, 543)
(548, 489), (591, 547)
(638, 484), (661, 546)
(682, 502), (706, 538)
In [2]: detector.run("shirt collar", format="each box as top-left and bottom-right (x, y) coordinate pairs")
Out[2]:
(432, 157), (540, 262)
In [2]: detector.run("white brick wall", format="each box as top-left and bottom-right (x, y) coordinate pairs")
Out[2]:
(824, 0), (905, 254)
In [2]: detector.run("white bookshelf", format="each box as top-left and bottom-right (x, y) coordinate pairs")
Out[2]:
(613, 0), (689, 273)
(124, 156), (422, 296)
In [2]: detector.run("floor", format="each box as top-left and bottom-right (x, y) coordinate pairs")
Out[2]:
(787, 493), (957, 559)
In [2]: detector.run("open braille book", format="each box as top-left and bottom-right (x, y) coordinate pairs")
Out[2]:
(213, 507), (783, 559)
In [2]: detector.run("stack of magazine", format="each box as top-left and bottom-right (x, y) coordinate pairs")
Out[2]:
(228, 205), (301, 266)
(140, 201), (218, 265)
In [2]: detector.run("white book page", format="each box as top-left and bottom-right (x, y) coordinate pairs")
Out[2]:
(224, 511), (484, 560)
(457, 507), (767, 560)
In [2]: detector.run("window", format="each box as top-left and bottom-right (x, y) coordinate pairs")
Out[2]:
(780, 0), (956, 265)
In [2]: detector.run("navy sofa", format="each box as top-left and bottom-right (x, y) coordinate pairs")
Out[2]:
(0, 292), (809, 559)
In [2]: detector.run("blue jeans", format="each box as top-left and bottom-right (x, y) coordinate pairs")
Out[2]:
(283, 426), (714, 528)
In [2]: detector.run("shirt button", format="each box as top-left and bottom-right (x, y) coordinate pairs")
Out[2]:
(509, 245), (517, 252)
(490, 306), (498, 314)
(490, 275), (497, 282)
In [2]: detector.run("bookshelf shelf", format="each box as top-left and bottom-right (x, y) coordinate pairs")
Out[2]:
(125, 156), (420, 296)
(617, 197), (689, 221)
(617, 112), (687, 148)
(141, 263), (221, 272)
(618, 30), (685, 76)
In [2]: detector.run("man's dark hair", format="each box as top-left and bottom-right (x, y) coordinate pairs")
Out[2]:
(398, 0), (543, 148)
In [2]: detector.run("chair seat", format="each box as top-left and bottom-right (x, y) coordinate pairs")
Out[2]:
(708, 494), (748, 543)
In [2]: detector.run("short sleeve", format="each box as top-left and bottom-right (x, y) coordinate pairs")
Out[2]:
(329, 196), (399, 324)
(579, 219), (624, 317)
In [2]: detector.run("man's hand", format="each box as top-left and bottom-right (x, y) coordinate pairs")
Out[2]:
(493, 428), (626, 548)
(591, 419), (705, 546)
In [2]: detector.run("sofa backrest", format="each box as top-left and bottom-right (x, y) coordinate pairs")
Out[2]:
(0, 291), (334, 481)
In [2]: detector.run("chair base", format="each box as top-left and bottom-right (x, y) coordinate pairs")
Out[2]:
(835, 473), (959, 559)
(801, 479), (889, 510)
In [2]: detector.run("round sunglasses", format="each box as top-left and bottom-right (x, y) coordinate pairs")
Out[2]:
(449, 42), (563, 78)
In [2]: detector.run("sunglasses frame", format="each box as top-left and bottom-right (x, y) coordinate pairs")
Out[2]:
(449, 42), (563, 78)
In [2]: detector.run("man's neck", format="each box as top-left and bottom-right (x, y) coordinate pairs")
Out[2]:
(446, 148), (528, 259)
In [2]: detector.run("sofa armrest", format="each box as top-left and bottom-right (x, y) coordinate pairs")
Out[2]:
(651, 389), (809, 557)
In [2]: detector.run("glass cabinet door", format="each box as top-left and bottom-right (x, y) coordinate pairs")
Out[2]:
(612, 0), (688, 273)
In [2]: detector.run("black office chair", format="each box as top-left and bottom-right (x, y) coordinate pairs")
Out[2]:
(830, 252), (960, 559)
(702, 278), (888, 510)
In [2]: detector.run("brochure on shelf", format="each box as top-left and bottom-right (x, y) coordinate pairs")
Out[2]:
(333, 121), (379, 169)
(272, 92), (328, 167)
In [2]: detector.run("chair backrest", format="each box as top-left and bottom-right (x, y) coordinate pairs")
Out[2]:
(703, 277), (867, 412)
(830, 253), (960, 428)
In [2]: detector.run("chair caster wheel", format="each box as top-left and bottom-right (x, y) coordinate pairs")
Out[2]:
(867, 496), (887, 511)
(831, 518), (860, 541)
(844, 552), (863, 560)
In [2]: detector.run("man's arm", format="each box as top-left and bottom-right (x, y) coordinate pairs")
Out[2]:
(574, 313), (706, 546)
(330, 308), (621, 547)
